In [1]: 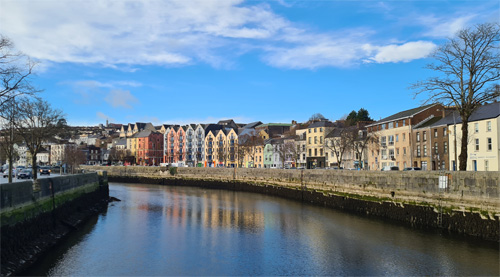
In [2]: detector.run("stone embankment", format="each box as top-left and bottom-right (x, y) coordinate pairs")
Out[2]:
(0, 172), (109, 276)
(84, 166), (499, 241)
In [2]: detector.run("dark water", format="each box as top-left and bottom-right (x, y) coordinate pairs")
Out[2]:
(24, 183), (499, 276)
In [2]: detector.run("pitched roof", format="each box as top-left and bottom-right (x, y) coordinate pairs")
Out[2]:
(432, 102), (500, 126)
(370, 104), (437, 126)
(308, 121), (336, 128)
(243, 121), (263, 129)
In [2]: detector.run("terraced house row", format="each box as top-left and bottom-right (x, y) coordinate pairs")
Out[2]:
(117, 101), (499, 171)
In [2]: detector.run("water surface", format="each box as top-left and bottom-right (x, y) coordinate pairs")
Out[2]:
(24, 183), (499, 276)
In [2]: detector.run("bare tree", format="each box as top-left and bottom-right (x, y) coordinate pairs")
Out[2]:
(325, 128), (351, 169)
(236, 142), (245, 168)
(0, 98), (22, 182)
(241, 130), (263, 168)
(275, 138), (295, 168)
(0, 35), (40, 108)
(413, 23), (500, 170)
(13, 98), (66, 179)
(309, 113), (326, 122)
(63, 146), (86, 174)
(348, 127), (378, 170)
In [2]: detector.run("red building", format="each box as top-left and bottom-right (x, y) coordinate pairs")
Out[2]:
(136, 130), (164, 166)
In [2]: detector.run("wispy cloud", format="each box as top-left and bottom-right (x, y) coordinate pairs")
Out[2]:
(1, 0), (483, 70)
(104, 89), (139, 109)
(96, 112), (115, 122)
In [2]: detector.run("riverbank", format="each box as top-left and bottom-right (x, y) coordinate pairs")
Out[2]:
(97, 167), (499, 242)
(0, 173), (109, 276)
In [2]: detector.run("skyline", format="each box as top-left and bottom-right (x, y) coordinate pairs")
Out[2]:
(1, 0), (498, 126)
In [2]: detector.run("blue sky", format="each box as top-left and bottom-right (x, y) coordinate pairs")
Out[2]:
(1, 0), (498, 126)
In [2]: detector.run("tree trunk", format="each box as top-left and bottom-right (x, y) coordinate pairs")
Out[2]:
(8, 147), (13, 183)
(32, 153), (38, 180)
(459, 119), (469, 171)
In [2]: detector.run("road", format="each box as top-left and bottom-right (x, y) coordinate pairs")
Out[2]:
(0, 173), (62, 184)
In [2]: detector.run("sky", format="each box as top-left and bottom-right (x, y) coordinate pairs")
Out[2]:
(1, 0), (498, 126)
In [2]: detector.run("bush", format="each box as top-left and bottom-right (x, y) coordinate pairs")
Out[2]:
(169, 167), (177, 176)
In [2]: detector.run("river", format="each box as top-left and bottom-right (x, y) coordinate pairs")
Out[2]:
(23, 182), (499, 276)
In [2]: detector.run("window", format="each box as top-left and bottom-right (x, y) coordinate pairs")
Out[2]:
(417, 145), (421, 157)
(403, 133), (406, 141)
(444, 142), (448, 154)
(434, 142), (438, 154)
(396, 148), (399, 155)
(308, 137), (311, 144)
(320, 149), (323, 156)
(302, 145), (305, 151)
(314, 149), (317, 156)
(309, 129), (311, 133)
(302, 154), (305, 160)
(474, 123), (479, 133)
(487, 138), (492, 151)
(487, 121), (491, 132)
(320, 127), (323, 132)
(443, 127), (447, 136)
(320, 136), (323, 144)
(485, 160), (489, 171)
(388, 135), (394, 146)
(396, 134), (399, 142)
(325, 152), (328, 159)
(381, 149), (387, 160)
(314, 136), (317, 144)
(381, 136), (387, 146)
(314, 128), (317, 133)
(388, 122), (393, 129)
(396, 121), (399, 128)
(434, 129), (438, 138)
(423, 131), (427, 141)
(309, 149), (311, 156)
(403, 120), (406, 126)
(423, 145), (427, 157)
(416, 132), (420, 142)
(475, 139), (479, 151)
(389, 149), (394, 160)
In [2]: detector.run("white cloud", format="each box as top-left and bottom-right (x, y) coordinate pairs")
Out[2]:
(105, 89), (139, 109)
(421, 15), (476, 38)
(0, 0), (447, 70)
(366, 41), (437, 64)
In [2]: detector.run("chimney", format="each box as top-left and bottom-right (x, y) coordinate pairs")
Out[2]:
(442, 108), (445, 118)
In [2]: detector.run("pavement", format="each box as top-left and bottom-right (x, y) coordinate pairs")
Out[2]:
(0, 173), (62, 184)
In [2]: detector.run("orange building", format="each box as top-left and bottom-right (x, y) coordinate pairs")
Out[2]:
(136, 130), (164, 166)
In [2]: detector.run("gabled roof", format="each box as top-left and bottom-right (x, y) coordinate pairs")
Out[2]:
(370, 104), (437, 126)
(204, 124), (224, 135)
(243, 121), (263, 129)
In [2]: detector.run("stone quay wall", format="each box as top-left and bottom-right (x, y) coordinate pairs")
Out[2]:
(82, 166), (499, 214)
(0, 172), (109, 276)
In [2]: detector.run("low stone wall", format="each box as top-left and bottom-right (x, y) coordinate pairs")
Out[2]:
(82, 166), (499, 214)
(0, 172), (109, 276)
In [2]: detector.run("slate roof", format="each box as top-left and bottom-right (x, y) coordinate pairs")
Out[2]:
(369, 104), (437, 126)
(308, 121), (336, 128)
(243, 121), (263, 129)
(430, 102), (499, 126)
(204, 124), (224, 136)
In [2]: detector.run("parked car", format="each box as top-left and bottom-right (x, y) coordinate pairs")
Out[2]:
(2, 169), (16, 178)
(381, 166), (399, 171)
(39, 166), (51, 175)
(403, 167), (422, 171)
(17, 169), (33, 179)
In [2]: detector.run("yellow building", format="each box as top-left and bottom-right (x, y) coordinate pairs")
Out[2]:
(306, 120), (335, 169)
(448, 102), (499, 171)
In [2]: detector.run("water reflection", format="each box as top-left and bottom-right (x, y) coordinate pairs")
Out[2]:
(26, 183), (499, 276)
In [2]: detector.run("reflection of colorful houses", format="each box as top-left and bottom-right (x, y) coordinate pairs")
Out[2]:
(136, 130), (163, 165)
